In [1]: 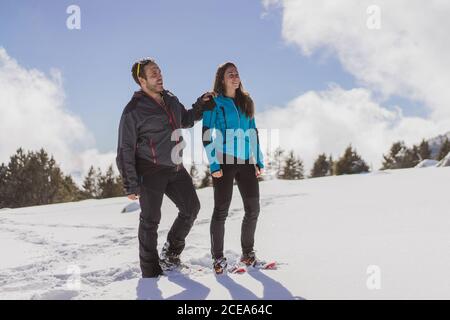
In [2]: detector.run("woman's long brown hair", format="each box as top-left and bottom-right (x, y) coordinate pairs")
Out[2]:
(213, 62), (255, 118)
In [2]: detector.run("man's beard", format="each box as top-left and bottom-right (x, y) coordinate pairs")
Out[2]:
(147, 83), (163, 94)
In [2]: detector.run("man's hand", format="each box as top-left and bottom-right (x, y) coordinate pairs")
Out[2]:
(198, 92), (216, 111)
(127, 194), (140, 200)
(212, 170), (223, 178)
(201, 91), (216, 102)
(255, 166), (264, 178)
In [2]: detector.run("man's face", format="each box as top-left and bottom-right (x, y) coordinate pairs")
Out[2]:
(140, 63), (164, 93)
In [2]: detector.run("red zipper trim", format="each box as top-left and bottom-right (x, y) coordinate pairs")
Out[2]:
(153, 95), (181, 169)
(150, 139), (157, 164)
(170, 109), (179, 130)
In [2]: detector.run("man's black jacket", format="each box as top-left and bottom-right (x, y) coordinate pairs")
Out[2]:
(116, 90), (205, 195)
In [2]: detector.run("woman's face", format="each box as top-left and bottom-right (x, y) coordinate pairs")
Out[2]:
(223, 66), (240, 92)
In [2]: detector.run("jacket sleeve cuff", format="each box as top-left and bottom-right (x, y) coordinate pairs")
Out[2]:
(193, 95), (215, 113)
(126, 185), (140, 196)
(209, 162), (221, 173)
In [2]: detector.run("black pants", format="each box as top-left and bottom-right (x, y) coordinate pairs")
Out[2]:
(138, 167), (200, 277)
(210, 163), (260, 259)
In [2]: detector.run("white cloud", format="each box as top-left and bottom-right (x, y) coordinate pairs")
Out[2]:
(258, 0), (450, 171)
(265, 0), (450, 121)
(0, 48), (115, 184)
(256, 86), (444, 171)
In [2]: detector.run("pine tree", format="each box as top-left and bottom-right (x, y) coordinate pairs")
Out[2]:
(34, 149), (57, 204)
(97, 165), (124, 199)
(54, 175), (83, 203)
(261, 149), (284, 180)
(328, 155), (334, 176)
(35, 150), (81, 204)
(6, 148), (28, 207)
(335, 145), (369, 175)
(403, 145), (421, 168)
(273, 147), (285, 178)
(0, 148), (82, 208)
(81, 166), (99, 199)
(259, 151), (274, 180)
(199, 167), (213, 188)
(310, 153), (333, 178)
(437, 137), (450, 161)
(418, 139), (431, 160)
(382, 141), (404, 170)
(0, 163), (8, 208)
(189, 162), (200, 189)
(280, 150), (304, 180)
(382, 141), (422, 169)
(295, 157), (305, 180)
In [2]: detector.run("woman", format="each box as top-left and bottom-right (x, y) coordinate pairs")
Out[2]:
(202, 62), (265, 274)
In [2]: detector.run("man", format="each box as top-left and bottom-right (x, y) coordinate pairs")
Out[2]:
(116, 58), (215, 278)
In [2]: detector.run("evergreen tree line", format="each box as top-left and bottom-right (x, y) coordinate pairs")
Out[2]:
(295, 136), (450, 179)
(2, 137), (449, 208)
(189, 149), (307, 186)
(0, 148), (124, 209)
(189, 144), (370, 184)
(110, 136), (450, 188)
(381, 138), (450, 170)
(267, 145), (370, 180)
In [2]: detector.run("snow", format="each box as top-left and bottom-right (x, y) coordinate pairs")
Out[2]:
(437, 152), (450, 167)
(1, 167), (449, 300)
(121, 202), (140, 213)
(415, 159), (439, 168)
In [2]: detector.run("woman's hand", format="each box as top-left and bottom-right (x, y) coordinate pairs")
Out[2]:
(212, 170), (223, 178)
(127, 194), (140, 200)
(255, 166), (264, 177)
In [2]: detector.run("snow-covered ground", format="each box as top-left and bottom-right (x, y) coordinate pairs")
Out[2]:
(1, 167), (449, 300)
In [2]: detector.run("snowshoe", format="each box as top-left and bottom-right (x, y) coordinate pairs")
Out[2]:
(213, 257), (228, 275)
(241, 251), (277, 270)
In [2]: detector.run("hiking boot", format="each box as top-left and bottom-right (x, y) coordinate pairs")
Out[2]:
(240, 251), (258, 267)
(160, 241), (181, 271)
(142, 264), (164, 278)
(213, 257), (228, 274)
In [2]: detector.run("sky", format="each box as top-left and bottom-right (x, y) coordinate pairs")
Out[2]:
(1, 0), (449, 178)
